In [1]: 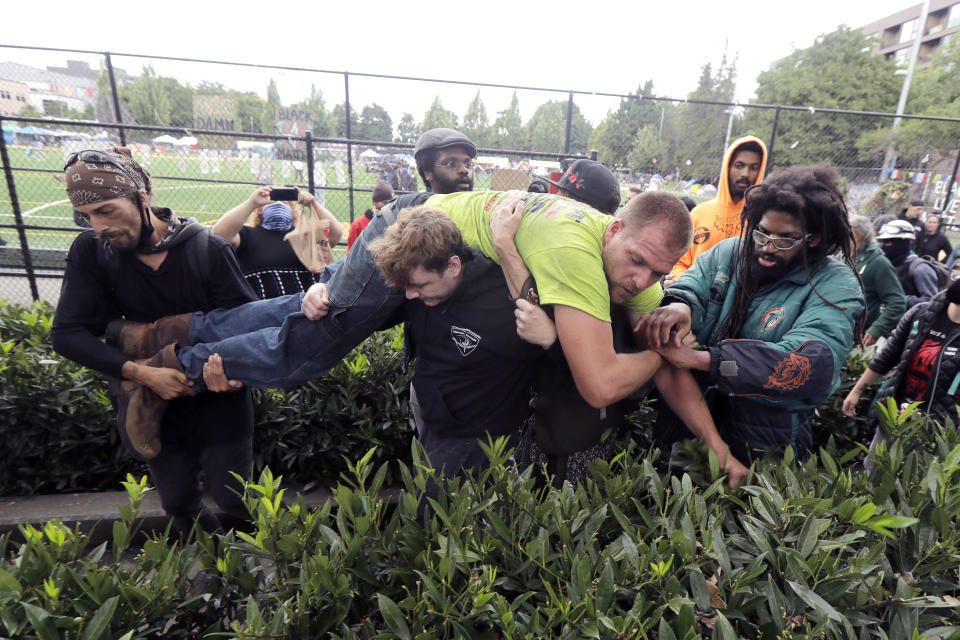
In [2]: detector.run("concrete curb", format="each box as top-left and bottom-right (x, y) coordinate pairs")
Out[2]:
(0, 485), (390, 545)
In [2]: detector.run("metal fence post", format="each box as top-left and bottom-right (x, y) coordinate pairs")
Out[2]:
(104, 52), (126, 146)
(0, 115), (40, 301)
(305, 130), (315, 194)
(941, 147), (960, 215)
(767, 106), (781, 167)
(563, 91), (574, 154)
(344, 71), (355, 224)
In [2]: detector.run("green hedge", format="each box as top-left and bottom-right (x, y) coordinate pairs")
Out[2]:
(1, 403), (959, 638)
(0, 300), (415, 496)
(0, 300), (874, 497)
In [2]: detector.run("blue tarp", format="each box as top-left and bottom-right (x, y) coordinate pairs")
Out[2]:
(15, 125), (59, 136)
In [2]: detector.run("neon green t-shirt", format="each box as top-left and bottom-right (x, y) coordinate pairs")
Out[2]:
(423, 190), (662, 322)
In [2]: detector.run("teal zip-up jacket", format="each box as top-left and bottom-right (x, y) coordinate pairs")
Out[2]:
(665, 237), (864, 455)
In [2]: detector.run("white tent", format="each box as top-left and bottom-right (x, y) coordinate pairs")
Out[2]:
(476, 155), (510, 168)
(359, 148), (380, 158)
(237, 140), (273, 150)
(152, 134), (178, 144)
(528, 159), (561, 170)
(175, 136), (198, 146)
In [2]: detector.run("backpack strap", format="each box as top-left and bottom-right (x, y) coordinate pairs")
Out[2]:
(95, 220), (211, 292)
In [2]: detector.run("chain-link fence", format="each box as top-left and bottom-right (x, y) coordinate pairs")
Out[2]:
(2, 45), (959, 303)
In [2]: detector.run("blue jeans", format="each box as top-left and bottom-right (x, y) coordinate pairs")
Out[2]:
(176, 211), (403, 387)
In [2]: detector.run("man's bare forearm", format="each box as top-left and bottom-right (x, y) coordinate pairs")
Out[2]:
(655, 364), (727, 451)
(495, 240), (532, 300)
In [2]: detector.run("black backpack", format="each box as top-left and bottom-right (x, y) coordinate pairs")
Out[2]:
(909, 254), (955, 290)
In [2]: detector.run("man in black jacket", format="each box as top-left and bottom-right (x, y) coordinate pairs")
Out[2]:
(898, 198), (926, 238)
(284, 205), (545, 477)
(51, 148), (257, 535)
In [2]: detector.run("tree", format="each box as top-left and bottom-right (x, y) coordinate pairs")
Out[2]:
(65, 104), (95, 120)
(121, 65), (172, 126)
(525, 100), (592, 154)
(594, 80), (663, 167)
(395, 113), (420, 144)
(743, 26), (901, 167)
(290, 85), (331, 138)
(159, 77), (193, 128)
(261, 79), (280, 134)
(422, 97), (458, 131)
(358, 103), (393, 142)
(672, 53), (737, 180)
(331, 103), (360, 138)
(627, 125), (669, 173)
(236, 92), (266, 133)
(18, 104), (43, 119)
(492, 92), (524, 150)
(588, 116), (615, 165)
(872, 36), (960, 166)
(462, 91), (491, 148)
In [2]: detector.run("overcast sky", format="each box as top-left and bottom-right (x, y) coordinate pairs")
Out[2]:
(2, 0), (915, 127)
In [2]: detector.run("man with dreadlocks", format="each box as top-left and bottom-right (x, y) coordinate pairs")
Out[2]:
(639, 165), (864, 479)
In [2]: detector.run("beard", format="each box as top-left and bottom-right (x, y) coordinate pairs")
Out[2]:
(729, 179), (751, 199)
(433, 173), (473, 193)
(750, 252), (798, 286)
(609, 281), (639, 304)
(100, 231), (139, 253)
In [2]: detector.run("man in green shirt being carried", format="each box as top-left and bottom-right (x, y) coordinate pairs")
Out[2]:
(112, 187), (717, 469)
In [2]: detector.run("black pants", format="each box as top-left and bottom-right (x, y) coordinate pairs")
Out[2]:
(146, 391), (254, 537)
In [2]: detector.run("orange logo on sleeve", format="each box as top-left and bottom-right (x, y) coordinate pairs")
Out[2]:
(762, 353), (811, 391)
(761, 307), (785, 332)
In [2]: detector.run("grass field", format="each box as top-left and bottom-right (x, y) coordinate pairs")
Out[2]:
(0, 146), (493, 255)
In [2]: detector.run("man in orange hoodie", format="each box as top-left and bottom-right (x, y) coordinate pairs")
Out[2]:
(670, 136), (767, 279)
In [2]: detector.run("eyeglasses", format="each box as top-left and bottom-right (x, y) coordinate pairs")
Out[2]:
(752, 228), (811, 251)
(435, 159), (475, 171)
(64, 150), (142, 189)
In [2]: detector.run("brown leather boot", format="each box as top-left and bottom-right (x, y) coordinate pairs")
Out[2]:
(106, 313), (191, 360)
(116, 344), (184, 460)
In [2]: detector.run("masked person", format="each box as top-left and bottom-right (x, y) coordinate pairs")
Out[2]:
(843, 278), (960, 463)
(876, 220), (938, 308)
(849, 215), (906, 347)
(213, 186), (342, 299)
(50, 147), (258, 536)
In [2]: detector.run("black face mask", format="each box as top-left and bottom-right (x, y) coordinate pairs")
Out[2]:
(880, 239), (911, 263)
(946, 278), (960, 304)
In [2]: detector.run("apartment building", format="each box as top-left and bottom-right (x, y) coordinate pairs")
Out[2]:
(861, 0), (960, 66)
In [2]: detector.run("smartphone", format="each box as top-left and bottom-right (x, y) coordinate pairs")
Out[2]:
(270, 187), (299, 201)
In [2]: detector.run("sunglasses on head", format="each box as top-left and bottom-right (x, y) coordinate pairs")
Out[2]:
(64, 150), (142, 188)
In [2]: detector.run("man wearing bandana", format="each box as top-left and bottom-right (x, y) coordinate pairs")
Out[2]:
(50, 147), (258, 535)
